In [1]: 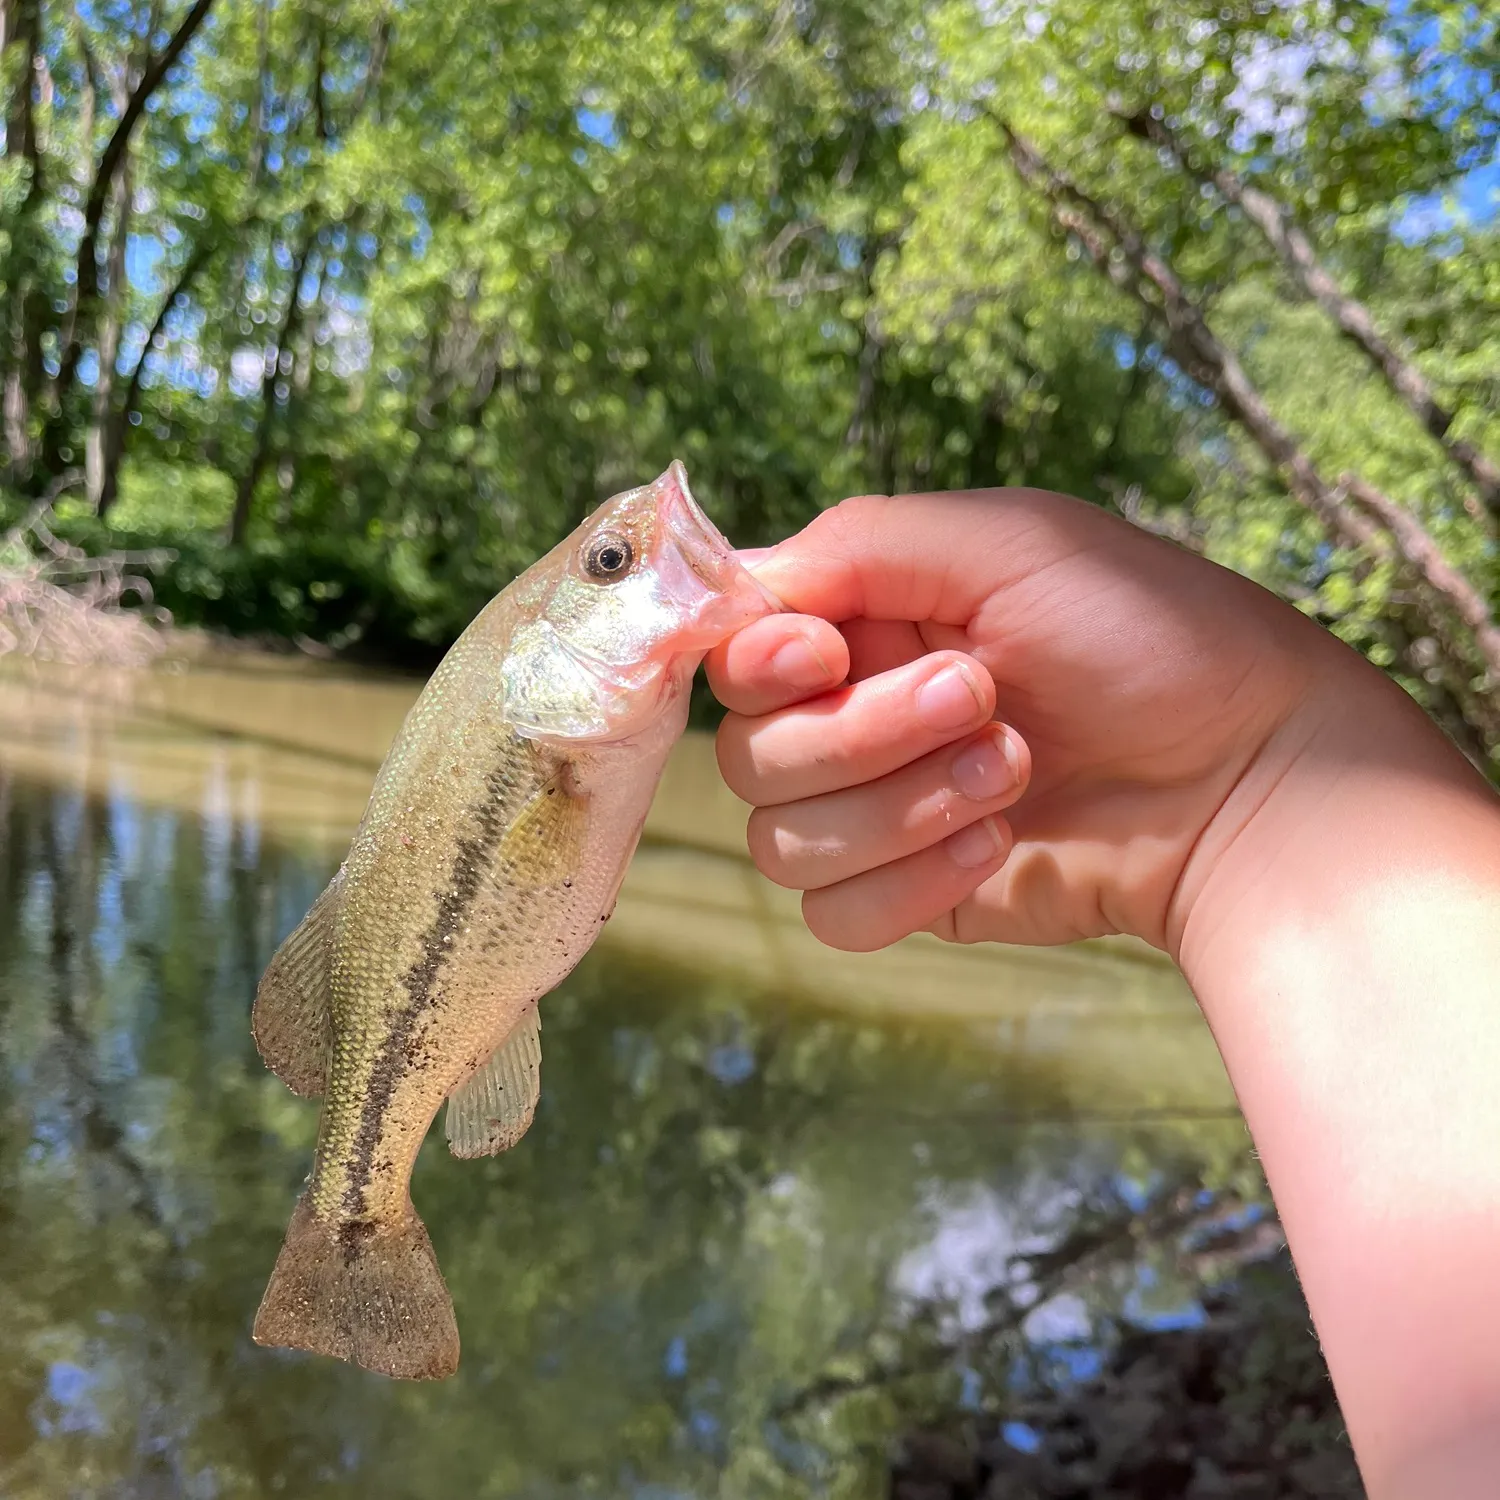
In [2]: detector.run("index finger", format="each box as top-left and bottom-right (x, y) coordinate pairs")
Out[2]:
(746, 487), (1114, 625)
(704, 614), (851, 717)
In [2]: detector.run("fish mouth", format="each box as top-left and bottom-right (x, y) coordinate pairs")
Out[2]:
(658, 461), (783, 621)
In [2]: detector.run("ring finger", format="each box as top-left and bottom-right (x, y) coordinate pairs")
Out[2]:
(717, 651), (997, 807)
(747, 721), (1030, 890)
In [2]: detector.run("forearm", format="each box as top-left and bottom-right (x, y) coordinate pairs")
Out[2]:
(1178, 663), (1500, 1495)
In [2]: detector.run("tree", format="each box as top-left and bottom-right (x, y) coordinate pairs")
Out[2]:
(1, 0), (1494, 763)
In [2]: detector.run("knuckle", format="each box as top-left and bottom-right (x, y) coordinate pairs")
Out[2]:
(744, 809), (793, 885)
(926, 909), (959, 943)
(810, 492), (892, 552)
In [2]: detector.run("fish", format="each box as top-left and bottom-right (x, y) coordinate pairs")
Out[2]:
(249, 462), (778, 1380)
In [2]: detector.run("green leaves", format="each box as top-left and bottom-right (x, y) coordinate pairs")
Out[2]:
(2, 0), (1494, 749)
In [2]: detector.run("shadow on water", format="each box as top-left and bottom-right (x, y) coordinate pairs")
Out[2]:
(0, 660), (1353, 1499)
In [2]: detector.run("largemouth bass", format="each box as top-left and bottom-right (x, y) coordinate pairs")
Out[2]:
(250, 463), (777, 1380)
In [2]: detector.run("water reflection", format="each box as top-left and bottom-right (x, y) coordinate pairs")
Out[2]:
(0, 656), (1234, 1112)
(0, 661), (1271, 1496)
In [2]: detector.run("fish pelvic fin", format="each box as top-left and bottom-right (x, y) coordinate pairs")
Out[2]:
(252, 874), (340, 1098)
(446, 1004), (542, 1158)
(252, 1191), (460, 1381)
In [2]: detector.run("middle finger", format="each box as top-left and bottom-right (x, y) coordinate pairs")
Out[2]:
(717, 650), (996, 807)
(747, 721), (1029, 890)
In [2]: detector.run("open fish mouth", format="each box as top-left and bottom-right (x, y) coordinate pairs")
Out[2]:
(659, 461), (784, 618)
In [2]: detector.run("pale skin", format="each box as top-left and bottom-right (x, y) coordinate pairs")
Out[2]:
(705, 488), (1500, 1499)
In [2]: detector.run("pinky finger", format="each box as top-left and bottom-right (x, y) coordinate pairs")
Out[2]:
(799, 815), (1014, 953)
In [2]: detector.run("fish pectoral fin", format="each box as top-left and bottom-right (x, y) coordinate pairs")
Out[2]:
(495, 770), (588, 890)
(445, 1006), (542, 1158)
(251, 872), (340, 1098)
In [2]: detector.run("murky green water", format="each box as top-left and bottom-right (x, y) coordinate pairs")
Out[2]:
(0, 656), (1260, 1498)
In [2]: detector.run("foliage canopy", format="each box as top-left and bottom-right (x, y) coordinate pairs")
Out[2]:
(1, 0), (1497, 752)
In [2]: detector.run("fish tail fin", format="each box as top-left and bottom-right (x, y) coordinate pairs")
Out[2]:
(252, 1191), (460, 1380)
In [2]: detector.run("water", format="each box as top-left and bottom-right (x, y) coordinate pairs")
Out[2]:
(0, 653), (1265, 1498)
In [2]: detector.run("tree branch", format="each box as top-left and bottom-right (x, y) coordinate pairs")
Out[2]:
(774, 1185), (1221, 1419)
(119, 241), (215, 423)
(1338, 473), (1500, 680)
(312, 21), (330, 143)
(229, 230), (317, 544)
(351, 11), (391, 121)
(3, 0), (41, 172)
(3, 0), (47, 482)
(995, 117), (1500, 697)
(1119, 108), (1500, 519)
(95, 238), (217, 516)
(50, 0), (217, 414)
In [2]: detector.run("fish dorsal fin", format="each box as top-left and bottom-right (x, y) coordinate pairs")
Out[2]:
(495, 769), (588, 890)
(251, 873), (341, 1098)
(446, 1006), (542, 1158)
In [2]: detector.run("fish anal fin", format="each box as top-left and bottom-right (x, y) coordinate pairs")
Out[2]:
(495, 771), (587, 890)
(253, 1192), (459, 1380)
(446, 1006), (542, 1158)
(252, 875), (340, 1098)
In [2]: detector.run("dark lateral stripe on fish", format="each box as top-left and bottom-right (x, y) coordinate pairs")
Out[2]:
(338, 759), (516, 1240)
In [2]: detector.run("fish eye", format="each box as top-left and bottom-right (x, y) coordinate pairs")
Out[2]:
(584, 533), (635, 582)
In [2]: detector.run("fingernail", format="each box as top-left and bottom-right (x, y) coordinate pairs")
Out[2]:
(916, 663), (985, 731)
(947, 816), (1006, 870)
(771, 637), (834, 691)
(952, 728), (1017, 801)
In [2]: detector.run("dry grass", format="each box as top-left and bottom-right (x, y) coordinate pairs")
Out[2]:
(0, 472), (172, 667)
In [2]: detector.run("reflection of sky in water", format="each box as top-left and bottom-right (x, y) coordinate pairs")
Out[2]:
(895, 1187), (1021, 1329)
(706, 1041), (755, 1086)
(1023, 1292), (1091, 1343)
(1001, 1419), (1043, 1454)
(35, 1359), (108, 1437)
(1124, 1264), (1208, 1334)
(895, 1180), (1093, 1335)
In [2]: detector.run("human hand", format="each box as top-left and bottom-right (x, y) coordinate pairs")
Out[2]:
(709, 487), (1336, 958)
(711, 486), (1500, 1498)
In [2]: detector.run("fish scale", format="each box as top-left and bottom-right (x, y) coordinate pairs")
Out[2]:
(248, 463), (778, 1379)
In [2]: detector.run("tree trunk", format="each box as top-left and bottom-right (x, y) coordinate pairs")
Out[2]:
(47, 0), (217, 458)
(2, 0), (43, 484)
(96, 242), (215, 518)
(230, 233), (316, 544)
(225, 0), (272, 321)
(85, 152), (132, 510)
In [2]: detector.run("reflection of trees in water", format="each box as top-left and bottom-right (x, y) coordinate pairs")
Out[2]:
(782, 1177), (1360, 1498)
(883, 1245), (1362, 1498)
(0, 773), (1328, 1498)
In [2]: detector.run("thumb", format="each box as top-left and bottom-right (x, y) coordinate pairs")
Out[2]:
(745, 491), (1050, 627)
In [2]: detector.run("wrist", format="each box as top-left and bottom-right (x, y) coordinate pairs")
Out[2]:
(1170, 645), (1497, 979)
